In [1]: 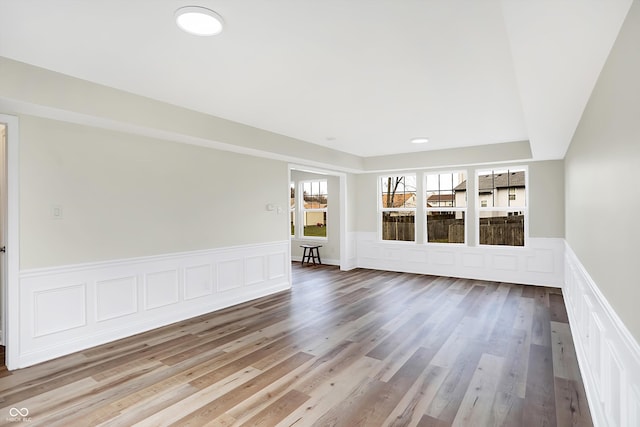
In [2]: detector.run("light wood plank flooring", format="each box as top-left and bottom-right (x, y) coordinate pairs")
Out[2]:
(0, 264), (592, 426)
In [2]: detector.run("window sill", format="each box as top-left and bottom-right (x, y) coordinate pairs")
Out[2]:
(379, 239), (419, 245)
(425, 242), (467, 247)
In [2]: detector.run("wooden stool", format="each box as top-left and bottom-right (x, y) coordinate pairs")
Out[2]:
(300, 245), (322, 266)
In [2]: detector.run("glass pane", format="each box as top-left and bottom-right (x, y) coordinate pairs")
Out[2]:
(303, 211), (326, 237)
(441, 173), (453, 193)
(303, 180), (328, 208)
(290, 182), (295, 209)
(477, 169), (525, 208)
(319, 180), (328, 202)
(381, 211), (415, 241)
(425, 172), (467, 208)
(290, 210), (295, 236)
(425, 174), (440, 192)
(479, 211), (524, 246)
(381, 175), (417, 208)
(427, 211), (465, 243)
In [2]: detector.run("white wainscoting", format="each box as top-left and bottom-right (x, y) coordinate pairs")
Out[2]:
(355, 233), (564, 287)
(343, 232), (358, 271)
(17, 241), (291, 369)
(564, 243), (640, 427)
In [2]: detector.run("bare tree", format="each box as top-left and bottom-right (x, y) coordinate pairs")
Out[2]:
(385, 176), (405, 208)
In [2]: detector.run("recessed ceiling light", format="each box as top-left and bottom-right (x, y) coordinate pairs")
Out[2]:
(410, 137), (429, 144)
(175, 6), (224, 36)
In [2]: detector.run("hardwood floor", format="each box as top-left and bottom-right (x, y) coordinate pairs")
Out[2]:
(0, 264), (592, 426)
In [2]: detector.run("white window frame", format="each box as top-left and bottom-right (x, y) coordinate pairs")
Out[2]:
(476, 166), (529, 247)
(300, 179), (328, 240)
(424, 170), (467, 245)
(378, 174), (417, 243)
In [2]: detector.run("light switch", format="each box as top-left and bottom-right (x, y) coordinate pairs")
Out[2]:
(51, 205), (63, 219)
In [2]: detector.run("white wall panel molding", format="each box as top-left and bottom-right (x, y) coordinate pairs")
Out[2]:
(144, 270), (179, 310)
(16, 241), (290, 369)
(245, 256), (265, 286)
(217, 259), (244, 292)
(268, 253), (287, 279)
(33, 284), (86, 337)
(343, 232), (358, 271)
(96, 276), (137, 322)
(184, 264), (213, 300)
(564, 242), (640, 427)
(355, 233), (564, 287)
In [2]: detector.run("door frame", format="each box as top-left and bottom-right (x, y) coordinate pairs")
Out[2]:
(0, 114), (20, 369)
(288, 164), (349, 271)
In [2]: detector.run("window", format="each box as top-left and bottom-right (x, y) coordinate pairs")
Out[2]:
(477, 168), (527, 246)
(302, 180), (327, 238)
(425, 172), (466, 244)
(290, 181), (295, 236)
(380, 175), (416, 241)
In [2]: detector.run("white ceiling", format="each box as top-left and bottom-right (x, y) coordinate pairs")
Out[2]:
(0, 0), (632, 160)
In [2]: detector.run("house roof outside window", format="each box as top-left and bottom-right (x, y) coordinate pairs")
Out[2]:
(454, 171), (525, 192)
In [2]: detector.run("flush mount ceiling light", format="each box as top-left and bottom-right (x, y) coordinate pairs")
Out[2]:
(410, 137), (429, 144)
(175, 6), (224, 36)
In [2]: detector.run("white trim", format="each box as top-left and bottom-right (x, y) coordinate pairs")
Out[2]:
(13, 241), (290, 369)
(0, 122), (4, 345)
(564, 242), (640, 427)
(288, 164), (348, 271)
(339, 173), (348, 271)
(291, 256), (340, 267)
(0, 114), (19, 368)
(356, 233), (564, 287)
(298, 178), (328, 240)
(378, 173), (418, 243)
(424, 170), (468, 245)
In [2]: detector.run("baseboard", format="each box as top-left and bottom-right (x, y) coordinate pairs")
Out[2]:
(14, 241), (291, 369)
(564, 242), (640, 427)
(290, 255), (340, 266)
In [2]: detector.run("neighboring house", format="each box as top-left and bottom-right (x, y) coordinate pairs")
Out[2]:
(426, 193), (455, 207)
(381, 193), (417, 219)
(382, 193), (417, 209)
(454, 171), (525, 215)
(427, 193), (463, 220)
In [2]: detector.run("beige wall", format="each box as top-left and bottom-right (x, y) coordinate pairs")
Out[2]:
(352, 160), (565, 241)
(20, 115), (288, 269)
(565, 1), (640, 342)
(528, 160), (564, 238)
